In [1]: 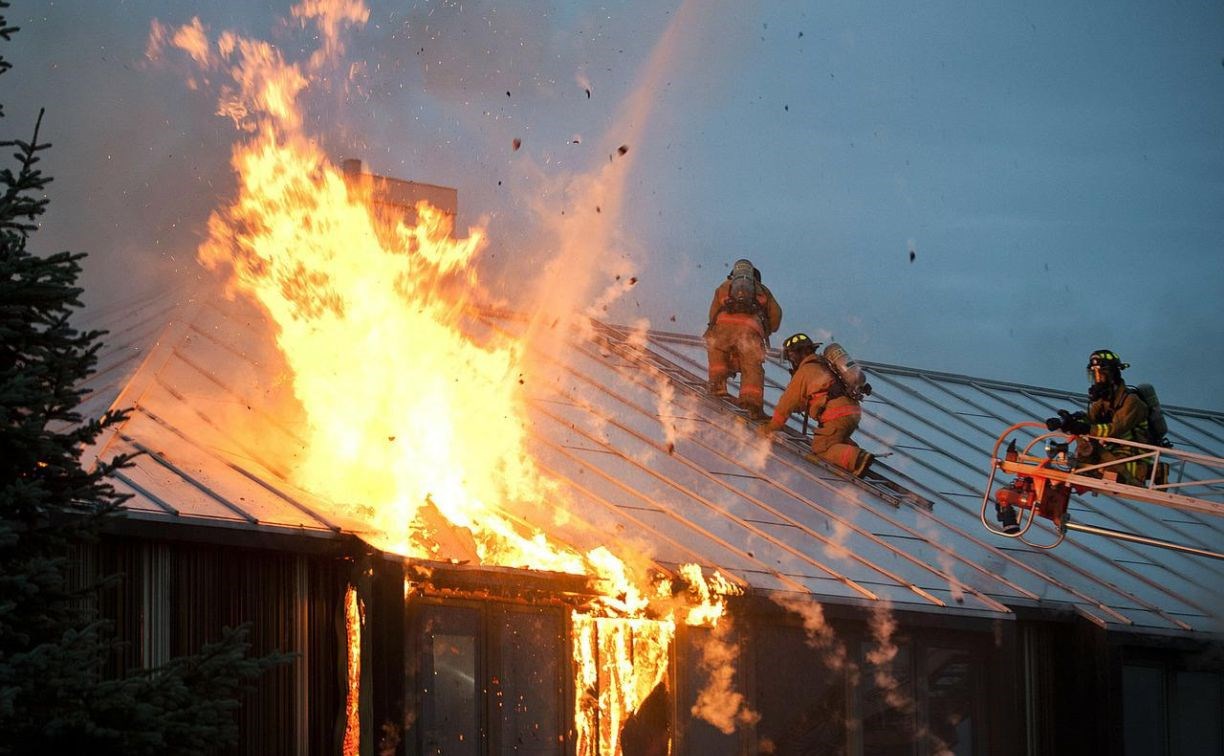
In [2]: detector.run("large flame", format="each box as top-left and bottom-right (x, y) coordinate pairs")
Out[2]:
(198, 127), (576, 567)
(169, 3), (592, 575)
(154, 2), (758, 751)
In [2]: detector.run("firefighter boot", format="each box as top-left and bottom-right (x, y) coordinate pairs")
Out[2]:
(852, 451), (875, 479)
(740, 400), (767, 423)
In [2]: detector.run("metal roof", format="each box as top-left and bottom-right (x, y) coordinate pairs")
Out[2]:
(81, 291), (1224, 637)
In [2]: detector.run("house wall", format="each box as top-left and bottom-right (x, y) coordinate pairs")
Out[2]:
(91, 537), (1223, 756)
(1015, 617), (1224, 756)
(96, 533), (355, 756)
(1119, 647), (1224, 756)
(677, 607), (1021, 756)
(397, 586), (1024, 756)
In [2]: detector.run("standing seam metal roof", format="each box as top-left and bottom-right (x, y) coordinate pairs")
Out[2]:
(81, 292), (1224, 636)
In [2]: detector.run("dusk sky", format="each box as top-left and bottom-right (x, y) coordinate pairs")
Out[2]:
(8, 0), (1223, 410)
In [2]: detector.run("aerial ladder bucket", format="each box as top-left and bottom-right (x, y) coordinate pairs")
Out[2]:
(980, 422), (1224, 558)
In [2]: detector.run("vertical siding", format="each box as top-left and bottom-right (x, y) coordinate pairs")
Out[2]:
(97, 535), (349, 755)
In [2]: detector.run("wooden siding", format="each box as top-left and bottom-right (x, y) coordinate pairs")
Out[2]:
(96, 536), (351, 755)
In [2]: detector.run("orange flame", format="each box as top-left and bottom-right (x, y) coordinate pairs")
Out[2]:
(343, 584), (362, 756)
(573, 614), (674, 756)
(170, 3), (596, 577)
(154, 2), (761, 750)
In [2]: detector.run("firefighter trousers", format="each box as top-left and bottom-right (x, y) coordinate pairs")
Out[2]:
(705, 321), (765, 412)
(809, 414), (868, 473)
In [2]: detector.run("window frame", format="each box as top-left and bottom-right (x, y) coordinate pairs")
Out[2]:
(404, 597), (570, 756)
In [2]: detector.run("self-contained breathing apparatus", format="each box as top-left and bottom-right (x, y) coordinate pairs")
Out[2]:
(821, 342), (873, 402)
(722, 259), (760, 316)
(1050, 349), (1170, 447)
(781, 336), (873, 402)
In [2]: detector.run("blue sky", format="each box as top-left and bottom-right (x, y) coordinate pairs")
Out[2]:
(8, 0), (1223, 409)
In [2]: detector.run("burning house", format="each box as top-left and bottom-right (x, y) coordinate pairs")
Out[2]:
(67, 5), (1221, 754)
(75, 159), (1223, 755)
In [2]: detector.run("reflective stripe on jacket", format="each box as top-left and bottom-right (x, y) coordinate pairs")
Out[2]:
(1087, 384), (1148, 442)
(817, 400), (861, 423)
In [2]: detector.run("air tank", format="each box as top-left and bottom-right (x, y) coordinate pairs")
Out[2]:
(822, 342), (865, 390)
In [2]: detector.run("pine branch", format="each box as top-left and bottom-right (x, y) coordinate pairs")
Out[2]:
(0, 109), (51, 234)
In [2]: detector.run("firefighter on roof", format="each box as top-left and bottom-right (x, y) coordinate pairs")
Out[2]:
(1046, 349), (1151, 484)
(704, 258), (782, 421)
(760, 333), (875, 478)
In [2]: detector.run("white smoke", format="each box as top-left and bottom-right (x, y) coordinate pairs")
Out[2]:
(866, 600), (912, 712)
(771, 593), (849, 676)
(689, 618), (761, 734)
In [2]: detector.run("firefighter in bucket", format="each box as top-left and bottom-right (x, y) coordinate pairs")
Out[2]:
(704, 258), (782, 421)
(994, 348), (1164, 535)
(1046, 349), (1158, 485)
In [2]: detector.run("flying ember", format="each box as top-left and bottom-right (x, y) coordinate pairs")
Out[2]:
(152, 2), (752, 752)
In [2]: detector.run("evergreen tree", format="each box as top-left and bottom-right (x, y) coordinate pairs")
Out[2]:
(0, 5), (288, 753)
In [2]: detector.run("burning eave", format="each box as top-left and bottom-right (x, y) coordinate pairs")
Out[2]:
(403, 557), (677, 614)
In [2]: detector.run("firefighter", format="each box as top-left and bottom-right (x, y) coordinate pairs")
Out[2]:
(1046, 349), (1150, 484)
(759, 333), (875, 478)
(704, 259), (783, 421)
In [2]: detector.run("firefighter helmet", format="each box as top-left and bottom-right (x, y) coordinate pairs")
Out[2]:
(1086, 349), (1128, 386)
(782, 332), (819, 369)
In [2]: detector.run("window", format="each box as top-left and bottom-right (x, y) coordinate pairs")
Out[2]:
(417, 605), (482, 756)
(496, 608), (565, 755)
(409, 602), (565, 755)
(923, 647), (979, 756)
(738, 622), (987, 756)
(751, 623), (848, 756)
(861, 642), (916, 756)
(1124, 662), (1224, 756)
(1171, 671), (1223, 756)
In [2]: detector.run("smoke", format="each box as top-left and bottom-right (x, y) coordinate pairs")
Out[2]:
(5, 2), (247, 322)
(490, 0), (766, 378)
(866, 600), (958, 754)
(771, 592), (850, 676)
(655, 375), (681, 453)
(865, 600), (912, 713)
(689, 618), (761, 734)
(916, 518), (966, 604)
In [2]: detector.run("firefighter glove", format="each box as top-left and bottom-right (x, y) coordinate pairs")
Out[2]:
(1063, 416), (1091, 435)
(1055, 410), (1090, 435)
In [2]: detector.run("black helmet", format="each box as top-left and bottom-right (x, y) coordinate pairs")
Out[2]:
(782, 332), (820, 370)
(1087, 349), (1127, 382)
